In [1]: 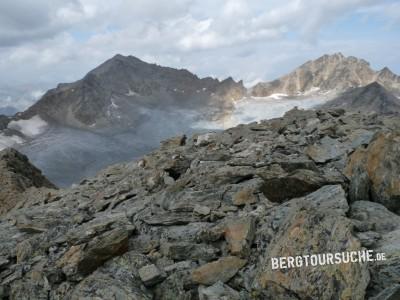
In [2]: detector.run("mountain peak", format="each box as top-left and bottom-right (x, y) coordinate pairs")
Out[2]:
(331, 52), (345, 59)
(252, 53), (399, 97)
(364, 81), (383, 89)
(21, 54), (246, 129)
(379, 66), (396, 77)
(322, 80), (400, 114)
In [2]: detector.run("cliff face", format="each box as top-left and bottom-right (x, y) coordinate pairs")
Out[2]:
(1, 108), (399, 299)
(252, 53), (400, 97)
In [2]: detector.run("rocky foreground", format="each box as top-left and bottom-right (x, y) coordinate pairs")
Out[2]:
(0, 108), (400, 299)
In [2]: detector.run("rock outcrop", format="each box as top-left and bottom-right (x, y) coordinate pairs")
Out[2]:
(252, 53), (400, 97)
(1, 108), (399, 299)
(0, 148), (57, 215)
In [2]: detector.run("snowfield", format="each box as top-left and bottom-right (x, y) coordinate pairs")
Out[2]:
(194, 95), (331, 129)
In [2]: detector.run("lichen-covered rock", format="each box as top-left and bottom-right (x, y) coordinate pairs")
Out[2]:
(224, 217), (256, 257)
(257, 185), (369, 300)
(345, 131), (400, 213)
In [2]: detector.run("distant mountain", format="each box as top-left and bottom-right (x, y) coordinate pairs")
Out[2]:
(321, 82), (400, 114)
(0, 115), (10, 130)
(21, 54), (245, 130)
(251, 53), (400, 97)
(0, 106), (17, 116)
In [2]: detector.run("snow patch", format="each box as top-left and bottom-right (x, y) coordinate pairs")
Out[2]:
(8, 115), (48, 137)
(110, 98), (119, 109)
(107, 98), (122, 119)
(126, 89), (138, 96)
(298, 87), (321, 96)
(264, 93), (288, 100)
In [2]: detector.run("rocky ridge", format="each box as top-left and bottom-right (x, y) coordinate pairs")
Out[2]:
(0, 148), (57, 216)
(1, 107), (400, 299)
(321, 82), (400, 114)
(252, 53), (400, 97)
(20, 54), (246, 130)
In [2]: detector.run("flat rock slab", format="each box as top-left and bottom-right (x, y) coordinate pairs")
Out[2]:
(191, 256), (247, 286)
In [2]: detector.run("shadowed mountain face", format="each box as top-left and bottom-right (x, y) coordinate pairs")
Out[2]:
(252, 52), (400, 97)
(21, 54), (246, 130)
(321, 82), (400, 114)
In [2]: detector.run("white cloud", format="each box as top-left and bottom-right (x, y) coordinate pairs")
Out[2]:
(0, 0), (399, 110)
(8, 115), (48, 137)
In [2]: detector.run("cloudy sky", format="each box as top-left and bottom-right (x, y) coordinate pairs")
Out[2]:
(0, 0), (399, 110)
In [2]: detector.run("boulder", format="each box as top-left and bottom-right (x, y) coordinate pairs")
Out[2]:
(138, 264), (165, 287)
(306, 136), (348, 163)
(57, 227), (132, 278)
(224, 217), (256, 257)
(345, 131), (400, 212)
(257, 185), (368, 300)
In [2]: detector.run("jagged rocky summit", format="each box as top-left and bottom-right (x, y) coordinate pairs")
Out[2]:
(252, 52), (400, 97)
(1, 107), (400, 299)
(20, 54), (245, 130)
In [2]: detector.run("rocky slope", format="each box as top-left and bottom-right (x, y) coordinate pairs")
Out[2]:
(20, 54), (245, 130)
(1, 108), (399, 299)
(321, 82), (400, 114)
(0, 148), (57, 215)
(252, 53), (400, 97)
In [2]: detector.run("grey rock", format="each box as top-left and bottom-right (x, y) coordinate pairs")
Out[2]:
(198, 281), (240, 300)
(306, 136), (348, 163)
(160, 242), (220, 262)
(139, 264), (165, 287)
(350, 201), (400, 234)
(369, 284), (400, 300)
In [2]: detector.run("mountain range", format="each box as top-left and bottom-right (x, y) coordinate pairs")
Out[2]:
(1, 52), (400, 186)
